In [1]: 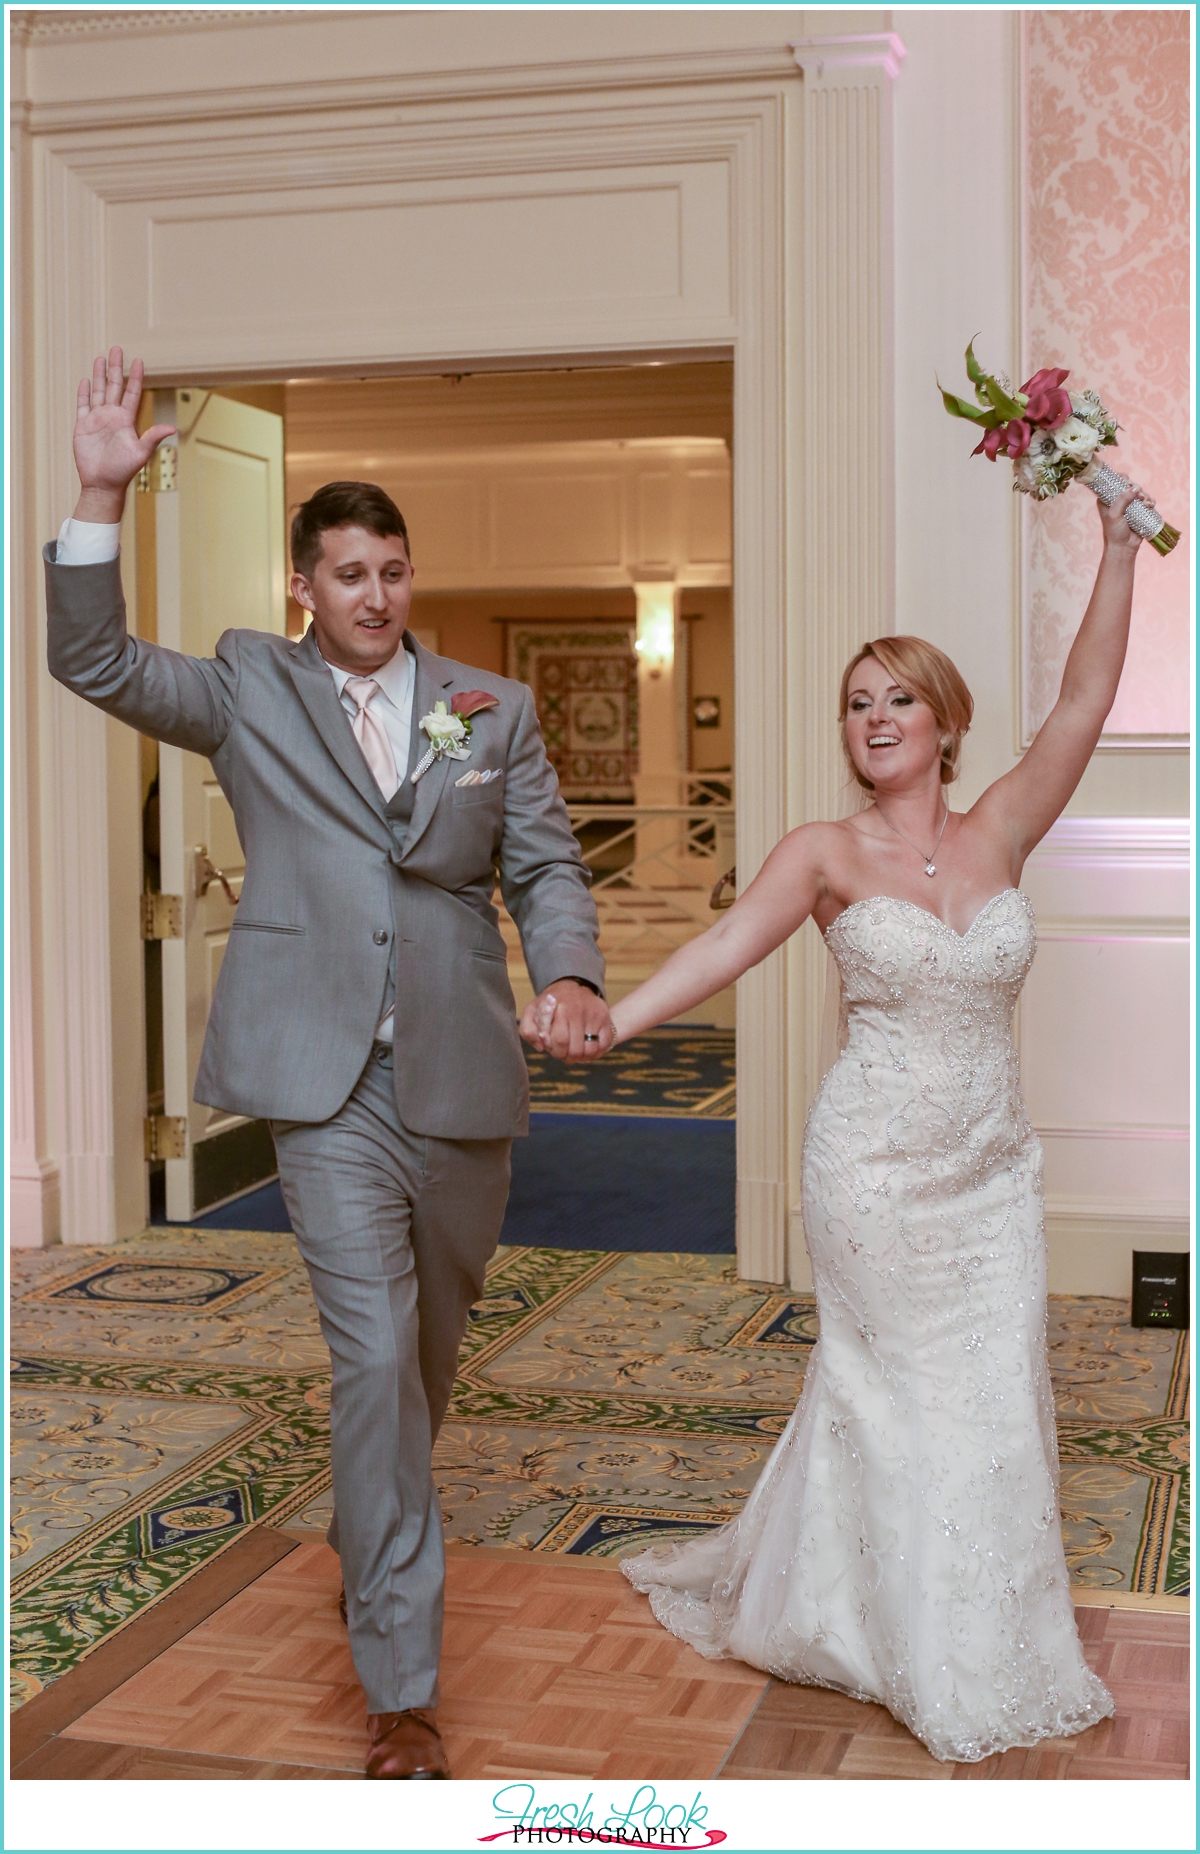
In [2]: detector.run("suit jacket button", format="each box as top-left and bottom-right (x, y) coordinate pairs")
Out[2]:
(373, 929), (389, 945)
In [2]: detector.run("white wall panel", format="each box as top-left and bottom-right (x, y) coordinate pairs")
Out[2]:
(1037, 1132), (1189, 1212)
(287, 440), (732, 591)
(1021, 938), (1189, 1137)
(392, 480), (485, 577)
(686, 471), (733, 564)
(492, 475), (623, 570)
(636, 473), (674, 567)
(104, 158), (733, 373)
(1019, 817), (1190, 1292)
(149, 186), (685, 324)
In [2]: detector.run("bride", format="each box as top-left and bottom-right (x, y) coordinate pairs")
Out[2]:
(596, 483), (1148, 1763)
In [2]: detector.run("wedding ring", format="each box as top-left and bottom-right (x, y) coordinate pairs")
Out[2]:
(583, 1032), (599, 1042)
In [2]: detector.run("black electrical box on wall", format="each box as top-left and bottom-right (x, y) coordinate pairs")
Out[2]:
(1131, 1252), (1190, 1330)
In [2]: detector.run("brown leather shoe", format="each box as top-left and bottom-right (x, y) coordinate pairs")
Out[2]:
(366, 1708), (450, 1779)
(338, 1583), (347, 1625)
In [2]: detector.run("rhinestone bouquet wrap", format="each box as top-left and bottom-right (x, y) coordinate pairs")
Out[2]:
(939, 341), (1179, 557)
(1081, 463), (1171, 544)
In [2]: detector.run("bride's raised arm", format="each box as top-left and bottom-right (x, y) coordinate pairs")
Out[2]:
(974, 483), (1147, 862)
(604, 825), (830, 1043)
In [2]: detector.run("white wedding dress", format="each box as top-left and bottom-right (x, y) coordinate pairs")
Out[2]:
(623, 889), (1114, 1763)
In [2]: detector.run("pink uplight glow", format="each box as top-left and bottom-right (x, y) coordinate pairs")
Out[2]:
(1022, 10), (1190, 740)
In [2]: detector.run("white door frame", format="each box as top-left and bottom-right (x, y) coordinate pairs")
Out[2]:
(15, 33), (903, 1276)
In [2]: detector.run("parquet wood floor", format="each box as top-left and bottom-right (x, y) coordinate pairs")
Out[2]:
(721, 1606), (1191, 1780)
(31, 1541), (1189, 1782)
(57, 1541), (768, 1780)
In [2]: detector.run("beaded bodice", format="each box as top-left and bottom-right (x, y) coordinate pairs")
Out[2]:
(820, 888), (1036, 1167)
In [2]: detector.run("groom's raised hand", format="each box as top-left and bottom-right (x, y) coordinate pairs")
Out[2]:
(520, 978), (614, 1062)
(73, 347), (178, 525)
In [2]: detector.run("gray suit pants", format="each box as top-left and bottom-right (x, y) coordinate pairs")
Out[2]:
(271, 1043), (511, 1713)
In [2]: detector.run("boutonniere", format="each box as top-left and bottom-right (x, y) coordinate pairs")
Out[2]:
(411, 691), (500, 783)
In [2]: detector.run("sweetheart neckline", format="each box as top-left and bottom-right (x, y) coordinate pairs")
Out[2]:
(824, 889), (1026, 944)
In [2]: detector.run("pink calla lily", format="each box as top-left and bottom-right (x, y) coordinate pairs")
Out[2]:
(973, 419), (1032, 461)
(1023, 388), (1072, 429)
(1019, 367), (1070, 398)
(1019, 368), (1072, 430)
(451, 690), (500, 719)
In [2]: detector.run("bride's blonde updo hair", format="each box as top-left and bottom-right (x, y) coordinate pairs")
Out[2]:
(839, 636), (974, 792)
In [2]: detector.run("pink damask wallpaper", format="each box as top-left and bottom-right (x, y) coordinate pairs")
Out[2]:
(1023, 9), (1190, 738)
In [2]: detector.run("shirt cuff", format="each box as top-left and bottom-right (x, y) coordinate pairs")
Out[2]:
(56, 517), (121, 567)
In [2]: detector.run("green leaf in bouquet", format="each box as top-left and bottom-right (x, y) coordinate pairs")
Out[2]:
(964, 337), (995, 408)
(939, 384), (1001, 426)
(978, 374), (1026, 420)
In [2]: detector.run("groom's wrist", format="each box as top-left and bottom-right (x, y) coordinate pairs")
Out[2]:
(547, 975), (602, 997)
(73, 486), (127, 525)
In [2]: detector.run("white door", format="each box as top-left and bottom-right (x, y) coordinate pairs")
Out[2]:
(148, 390), (286, 1221)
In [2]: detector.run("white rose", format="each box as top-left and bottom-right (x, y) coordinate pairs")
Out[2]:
(1012, 454), (1041, 494)
(421, 702), (467, 745)
(1053, 416), (1102, 462)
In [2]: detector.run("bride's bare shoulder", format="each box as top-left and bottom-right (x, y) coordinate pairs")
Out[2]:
(770, 818), (856, 873)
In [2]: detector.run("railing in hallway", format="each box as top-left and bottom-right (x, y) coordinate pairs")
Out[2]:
(498, 778), (735, 1012)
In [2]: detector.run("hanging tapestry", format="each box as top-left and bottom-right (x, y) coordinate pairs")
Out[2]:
(506, 624), (638, 801)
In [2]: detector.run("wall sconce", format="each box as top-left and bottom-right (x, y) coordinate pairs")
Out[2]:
(634, 584), (676, 679)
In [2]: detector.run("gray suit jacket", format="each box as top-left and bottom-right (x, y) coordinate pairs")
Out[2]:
(45, 550), (604, 1138)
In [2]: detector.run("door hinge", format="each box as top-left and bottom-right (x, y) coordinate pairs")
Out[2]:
(144, 1115), (188, 1161)
(135, 444), (178, 494)
(141, 893), (183, 939)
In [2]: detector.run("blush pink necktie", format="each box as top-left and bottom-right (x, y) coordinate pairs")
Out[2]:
(343, 677), (399, 799)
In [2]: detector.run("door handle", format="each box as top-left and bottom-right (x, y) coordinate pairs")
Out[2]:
(194, 844), (238, 907)
(709, 866), (736, 910)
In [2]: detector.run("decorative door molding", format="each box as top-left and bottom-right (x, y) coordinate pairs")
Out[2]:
(17, 31), (903, 1280)
(786, 33), (906, 1287)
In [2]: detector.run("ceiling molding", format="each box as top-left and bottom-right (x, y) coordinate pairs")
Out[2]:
(43, 109), (752, 204)
(282, 366), (734, 456)
(286, 437), (731, 465)
(11, 8), (309, 44)
(16, 41), (799, 136)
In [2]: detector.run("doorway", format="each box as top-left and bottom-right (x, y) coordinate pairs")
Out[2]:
(139, 360), (735, 1229)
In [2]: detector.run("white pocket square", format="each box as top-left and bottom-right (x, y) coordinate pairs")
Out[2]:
(455, 768), (503, 787)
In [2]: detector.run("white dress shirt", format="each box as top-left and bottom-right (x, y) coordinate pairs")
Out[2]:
(56, 516), (122, 566)
(57, 515), (414, 1044)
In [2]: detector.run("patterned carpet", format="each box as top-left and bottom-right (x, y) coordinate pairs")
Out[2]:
(524, 1027), (735, 1117)
(10, 1233), (1188, 1709)
(164, 1028), (738, 1248)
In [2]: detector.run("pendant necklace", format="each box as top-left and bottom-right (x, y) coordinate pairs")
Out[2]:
(875, 801), (950, 877)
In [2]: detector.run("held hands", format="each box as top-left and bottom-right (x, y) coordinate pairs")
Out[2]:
(73, 347), (178, 524)
(519, 978), (615, 1062)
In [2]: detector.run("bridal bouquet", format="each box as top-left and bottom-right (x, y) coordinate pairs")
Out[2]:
(940, 341), (1179, 555)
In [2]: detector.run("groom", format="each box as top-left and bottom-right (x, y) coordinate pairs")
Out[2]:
(45, 349), (613, 1778)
